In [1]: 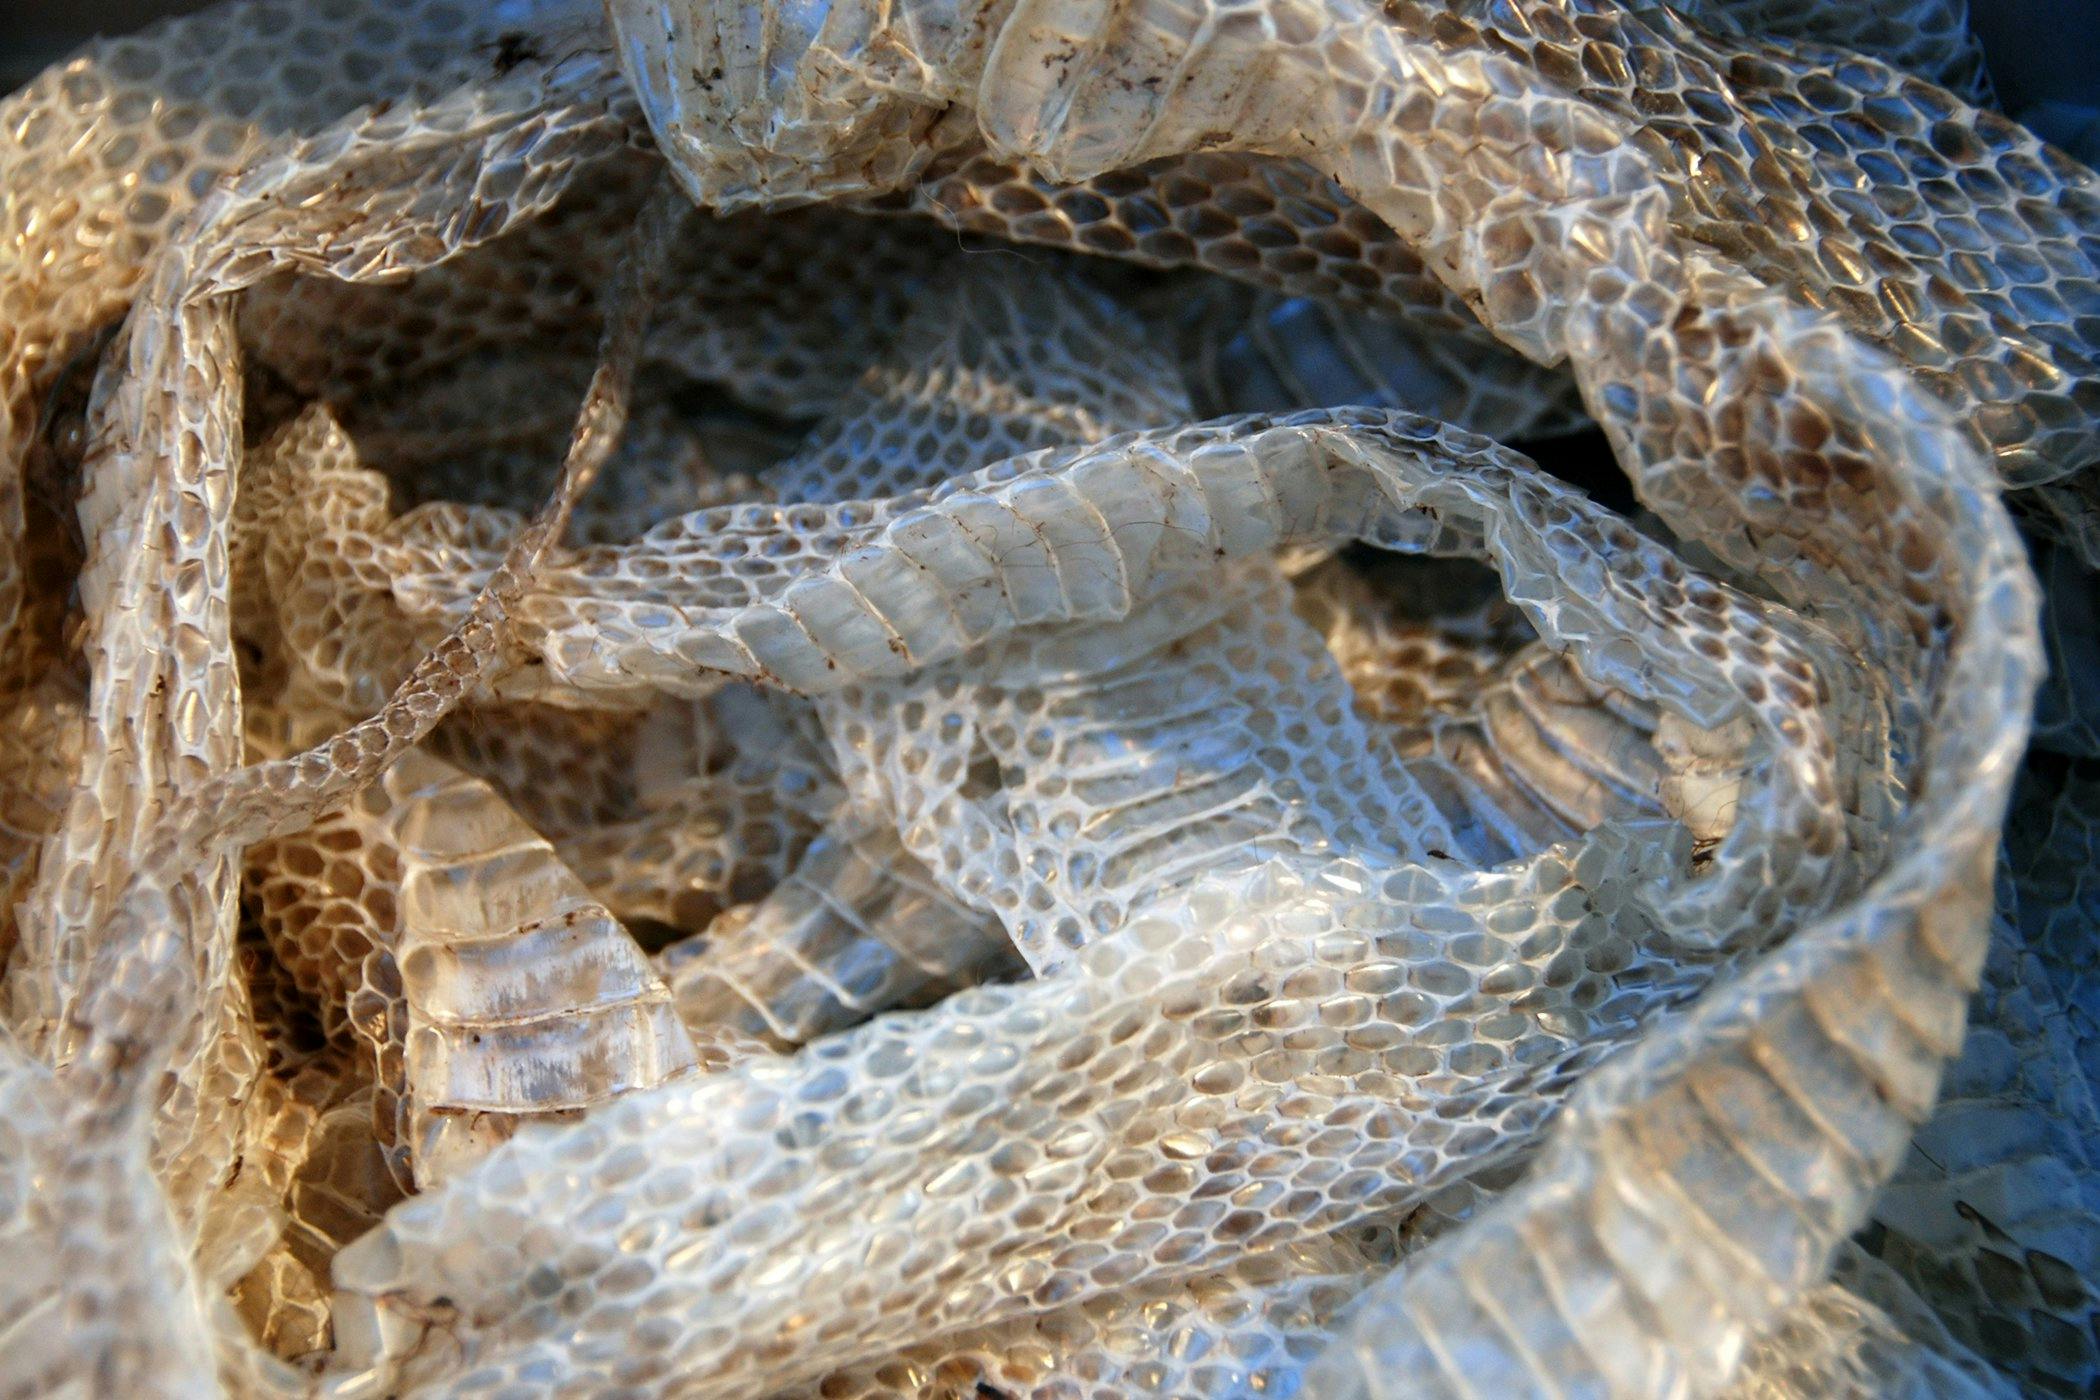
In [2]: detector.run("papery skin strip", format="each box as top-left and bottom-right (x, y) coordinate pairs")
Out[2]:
(0, 51), (675, 1394)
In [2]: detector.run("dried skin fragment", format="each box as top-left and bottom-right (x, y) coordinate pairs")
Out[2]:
(248, 747), (706, 1190)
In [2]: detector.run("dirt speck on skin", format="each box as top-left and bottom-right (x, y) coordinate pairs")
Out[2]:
(490, 31), (542, 75)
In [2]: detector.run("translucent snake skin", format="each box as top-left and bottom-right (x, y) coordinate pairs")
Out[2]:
(0, 0), (2095, 1394)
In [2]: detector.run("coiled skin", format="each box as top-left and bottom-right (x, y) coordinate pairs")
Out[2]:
(0, 0), (2092, 1396)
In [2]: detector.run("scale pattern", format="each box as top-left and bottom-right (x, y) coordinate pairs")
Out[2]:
(0, 0), (2092, 1396)
(245, 746), (706, 1191)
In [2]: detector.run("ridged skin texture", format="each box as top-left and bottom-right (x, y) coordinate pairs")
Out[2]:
(0, 0), (2091, 1396)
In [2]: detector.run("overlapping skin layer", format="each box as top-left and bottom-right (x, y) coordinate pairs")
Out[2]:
(0, 0), (2092, 1396)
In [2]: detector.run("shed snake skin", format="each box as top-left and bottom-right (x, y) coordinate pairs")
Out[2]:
(0, 0), (2095, 1395)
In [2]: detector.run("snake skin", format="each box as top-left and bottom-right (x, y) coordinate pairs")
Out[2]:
(0, 0), (2093, 1395)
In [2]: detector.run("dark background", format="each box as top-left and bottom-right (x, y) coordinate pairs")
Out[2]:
(4, 0), (215, 90)
(1967, 0), (2100, 160)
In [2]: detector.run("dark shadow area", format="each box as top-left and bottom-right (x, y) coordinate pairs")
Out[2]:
(4, 0), (215, 90)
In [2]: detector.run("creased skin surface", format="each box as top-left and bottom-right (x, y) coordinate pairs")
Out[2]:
(0, 0), (2092, 1396)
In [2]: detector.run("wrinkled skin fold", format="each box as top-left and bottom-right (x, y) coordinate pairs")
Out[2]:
(0, 0), (2093, 1396)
